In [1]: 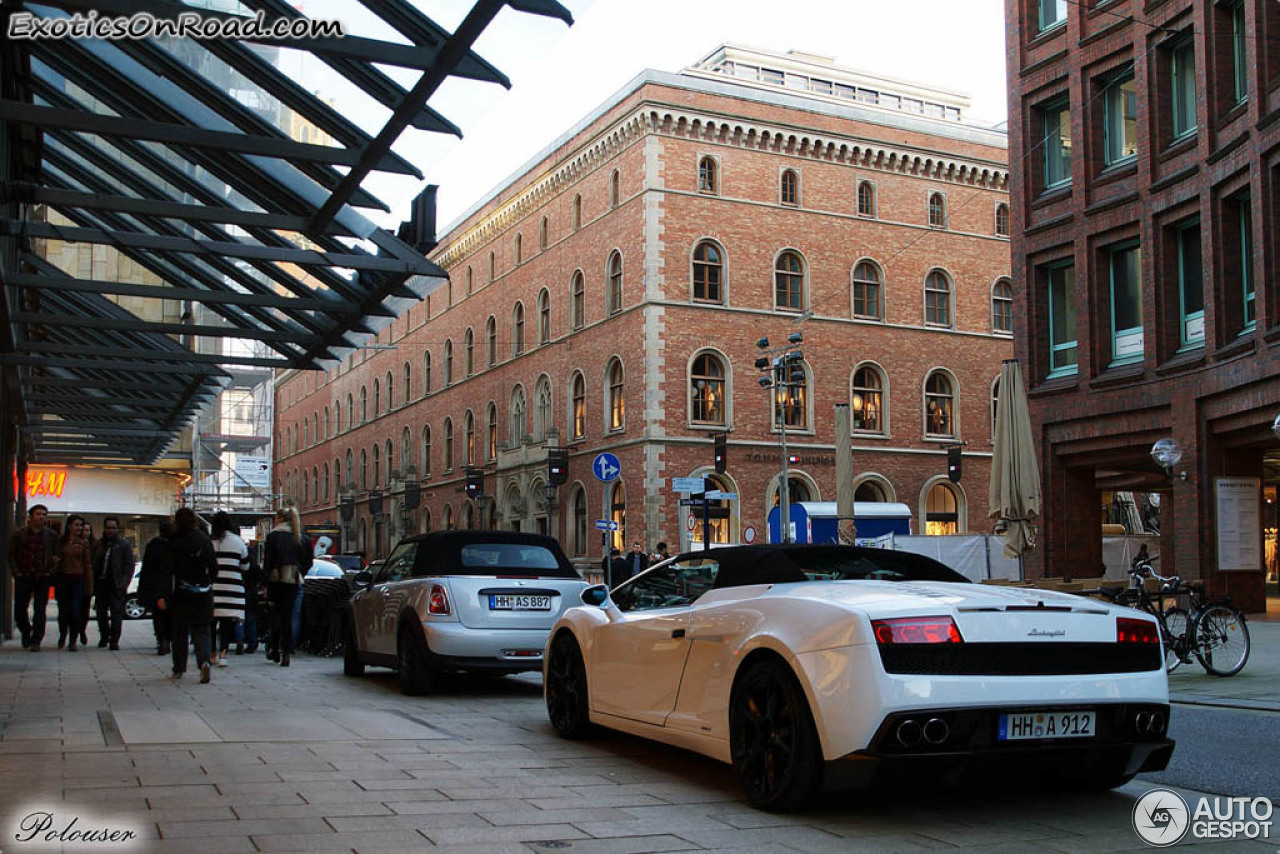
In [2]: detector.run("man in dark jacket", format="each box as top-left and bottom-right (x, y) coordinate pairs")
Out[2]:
(6, 504), (60, 650)
(91, 516), (135, 650)
(138, 519), (174, 656)
(623, 540), (649, 582)
(155, 508), (217, 683)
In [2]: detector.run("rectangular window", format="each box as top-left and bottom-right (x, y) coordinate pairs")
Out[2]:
(835, 83), (855, 99)
(1171, 39), (1197, 139)
(1103, 73), (1138, 165)
(1047, 262), (1078, 377)
(1232, 1), (1248, 103)
(1039, 0), (1067, 32)
(1041, 98), (1072, 189)
(762, 67), (784, 86)
(1240, 198), (1255, 330)
(1108, 241), (1143, 364)
(1175, 220), (1205, 348)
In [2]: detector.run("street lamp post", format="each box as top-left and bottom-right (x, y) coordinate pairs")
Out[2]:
(755, 333), (805, 544)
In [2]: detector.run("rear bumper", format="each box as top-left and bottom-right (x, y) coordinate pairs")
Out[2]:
(422, 621), (549, 672)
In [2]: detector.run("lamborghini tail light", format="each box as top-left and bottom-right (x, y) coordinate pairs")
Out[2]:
(1116, 617), (1158, 644)
(428, 584), (450, 615)
(872, 616), (963, 645)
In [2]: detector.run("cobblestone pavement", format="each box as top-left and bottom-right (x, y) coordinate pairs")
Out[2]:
(0, 621), (1268, 853)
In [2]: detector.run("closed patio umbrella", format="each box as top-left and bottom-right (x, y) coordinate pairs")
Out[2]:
(989, 359), (1041, 570)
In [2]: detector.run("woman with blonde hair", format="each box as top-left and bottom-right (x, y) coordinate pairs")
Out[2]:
(263, 506), (311, 666)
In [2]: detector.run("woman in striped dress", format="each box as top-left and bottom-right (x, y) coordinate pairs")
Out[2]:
(210, 511), (249, 668)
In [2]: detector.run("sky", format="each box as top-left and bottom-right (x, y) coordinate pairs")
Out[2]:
(293, 0), (1009, 232)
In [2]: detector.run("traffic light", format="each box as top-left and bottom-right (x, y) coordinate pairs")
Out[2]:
(547, 446), (568, 485)
(947, 446), (963, 483)
(465, 466), (484, 499)
(714, 434), (727, 474)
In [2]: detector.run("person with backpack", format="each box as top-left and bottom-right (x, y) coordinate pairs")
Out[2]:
(263, 506), (311, 667)
(155, 507), (217, 683)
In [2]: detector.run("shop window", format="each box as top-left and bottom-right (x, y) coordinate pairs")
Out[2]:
(925, 482), (961, 535)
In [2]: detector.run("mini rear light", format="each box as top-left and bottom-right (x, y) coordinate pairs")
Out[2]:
(1117, 616), (1158, 644)
(428, 584), (450, 615)
(872, 616), (963, 645)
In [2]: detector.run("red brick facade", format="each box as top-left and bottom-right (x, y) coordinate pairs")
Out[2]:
(1005, 0), (1280, 610)
(274, 64), (1012, 570)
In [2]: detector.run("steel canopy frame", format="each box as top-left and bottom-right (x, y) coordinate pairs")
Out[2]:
(0, 0), (573, 464)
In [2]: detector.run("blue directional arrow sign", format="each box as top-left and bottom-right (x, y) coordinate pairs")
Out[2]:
(594, 519), (619, 531)
(592, 452), (621, 482)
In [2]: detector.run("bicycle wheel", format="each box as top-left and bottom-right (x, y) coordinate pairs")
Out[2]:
(1194, 605), (1250, 677)
(1161, 607), (1189, 674)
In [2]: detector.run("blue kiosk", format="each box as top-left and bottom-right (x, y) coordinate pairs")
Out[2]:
(766, 501), (912, 544)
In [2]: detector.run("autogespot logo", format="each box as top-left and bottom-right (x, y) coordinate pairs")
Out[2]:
(1133, 788), (1190, 847)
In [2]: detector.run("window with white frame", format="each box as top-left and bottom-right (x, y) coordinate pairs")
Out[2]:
(774, 250), (805, 311)
(780, 169), (799, 206)
(992, 278), (1014, 334)
(698, 156), (718, 194)
(924, 269), (952, 327)
(852, 261), (882, 320)
(513, 302), (525, 355)
(487, 403), (498, 460)
(442, 418), (453, 471)
(463, 328), (474, 377)
(928, 192), (946, 228)
(851, 365), (884, 433)
(607, 251), (623, 315)
(693, 240), (724, 303)
(857, 181), (875, 217)
(571, 372), (586, 440)
(571, 271), (585, 330)
(535, 377), (553, 441)
(607, 359), (625, 431)
(690, 352), (726, 426)
(538, 288), (551, 344)
(924, 371), (955, 437)
(996, 203), (1010, 237)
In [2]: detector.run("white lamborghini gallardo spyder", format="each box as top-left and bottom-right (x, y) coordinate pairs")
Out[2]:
(544, 545), (1174, 810)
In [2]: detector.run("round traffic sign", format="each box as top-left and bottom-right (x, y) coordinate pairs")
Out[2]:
(686, 514), (696, 531)
(592, 452), (621, 482)
(743, 525), (757, 544)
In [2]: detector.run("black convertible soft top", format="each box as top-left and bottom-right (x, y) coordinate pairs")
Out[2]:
(400, 530), (579, 579)
(671, 544), (971, 589)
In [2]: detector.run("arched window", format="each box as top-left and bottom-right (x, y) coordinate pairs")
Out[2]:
(851, 364), (884, 434)
(509, 385), (527, 444)
(442, 417), (454, 471)
(385, 371), (392, 411)
(323, 407), (330, 440)
(464, 411), (475, 466)
(421, 426), (432, 478)
(443, 504), (453, 531)
(925, 371), (956, 437)
(372, 444), (380, 487)
(443, 340), (454, 385)
(774, 360), (809, 429)
(304, 469), (311, 506)
(857, 181), (875, 216)
(360, 386), (368, 423)
(609, 169), (620, 208)
(852, 261), (882, 320)
(855, 479), (887, 502)
(485, 316), (497, 367)
(304, 419), (310, 448)
(333, 457), (341, 498)
(925, 269), (952, 327)
(539, 216), (548, 250)
(464, 328), (474, 377)
(465, 266), (472, 296)
(928, 192), (947, 228)
(572, 194), (582, 231)
(446, 275), (453, 306)
(925, 481), (961, 535)
(991, 377), (1001, 439)
(512, 302), (525, 355)
(571, 371), (586, 440)
(992, 278), (1014, 333)
(401, 427), (411, 473)
(534, 376), (553, 441)
(771, 475), (814, 507)
(571, 271), (585, 330)
(698, 156), (718, 194)
(607, 251), (623, 315)
(538, 288), (551, 344)
(774, 250), (805, 311)
(360, 448), (368, 491)
(323, 463), (330, 502)
(487, 402), (498, 460)
(462, 501), (474, 529)
(403, 362), (411, 405)
(422, 351), (431, 395)
(372, 379), (380, 416)
(514, 233), (523, 265)
(692, 240), (724, 304)
(996, 203), (1010, 237)
(488, 250), (496, 282)
(572, 487), (588, 555)
(345, 449), (354, 488)
(780, 169), (799, 206)
(608, 480), (626, 551)
(607, 359), (625, 432)
(690, 352), (726, 425)
(346, 394), (354, 431)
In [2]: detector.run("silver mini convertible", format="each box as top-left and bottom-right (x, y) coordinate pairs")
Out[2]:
(343, 530), (589, 694)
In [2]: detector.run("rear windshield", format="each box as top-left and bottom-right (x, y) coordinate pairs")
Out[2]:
(788, 550), (969, 584)
(446, 543), (579, 578)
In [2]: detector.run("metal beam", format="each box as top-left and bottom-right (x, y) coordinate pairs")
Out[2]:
(15, 343), (301, 369)
(24, 425), (179, 437)
(0, 101), (418, 174)
(0, 355), (232, 377)
(13, 312), (322, 344)
(28, 376), (187, 391)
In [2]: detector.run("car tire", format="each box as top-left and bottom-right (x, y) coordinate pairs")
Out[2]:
(398, 624), (437, 696)
(729, 657), (822, 812)
(343, 618), (364, 677)
(545, 633), (592, 739)
(123, 596), (146, 620)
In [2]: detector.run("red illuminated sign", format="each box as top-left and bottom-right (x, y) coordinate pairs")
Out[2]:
(26, 470), (67, 499)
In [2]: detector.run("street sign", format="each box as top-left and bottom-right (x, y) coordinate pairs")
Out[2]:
(593, 519), (619, 531)
(672, 476), (706, 494)
(704, 491), (738, 501)
(679, 498), (700, 506)
(592, 452), (621, 482)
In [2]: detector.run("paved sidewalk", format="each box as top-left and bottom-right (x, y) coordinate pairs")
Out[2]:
(0, 621), (1270, 853)
(1168, 615), (1280, 712)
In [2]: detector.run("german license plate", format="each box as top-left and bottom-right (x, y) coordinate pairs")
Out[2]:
(489, 594), (552, 611)
(998, 710), (1095, 741)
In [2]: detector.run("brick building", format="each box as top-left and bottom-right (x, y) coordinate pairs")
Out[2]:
(1005, 0), (1280, 609)
(273, 45), (1012, 570)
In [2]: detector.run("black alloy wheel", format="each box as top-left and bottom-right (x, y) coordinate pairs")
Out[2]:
(545, 633), (591, 739)
(728, 658), (821, 811)
(343, 618), (364, 677)
(398, 625), (437, 696)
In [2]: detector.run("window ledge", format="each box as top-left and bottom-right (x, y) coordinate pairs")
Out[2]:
(687, 422), (729, 432)
(1034, 184), (1072, 207)
(1089, 363), (1145, 390)
(1160, 133), (1198, 160)
(1155, 348), (1206, 376)
(923, 435), (959, 444)
(853, 431), (889, 440)
(771, 428), (815, 437)
(1095, 159), (1138, 185)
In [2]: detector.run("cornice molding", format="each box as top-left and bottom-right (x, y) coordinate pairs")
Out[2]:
(433, 103), (1010, 269)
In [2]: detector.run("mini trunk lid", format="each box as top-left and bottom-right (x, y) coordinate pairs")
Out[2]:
(447, 575), (588, 629)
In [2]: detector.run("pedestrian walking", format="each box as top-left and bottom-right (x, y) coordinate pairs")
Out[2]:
(6, 504), (60, 651)
(623, 540), (649, 581)
(155, 507), (217, 683)
(263, 507), (311, 667)
(55, 515), (92, 652)
(210, 511), (249, 668)
(137, 519), (174, 656)
(91, 517), (134, 650)
(237, 544), (264, 654)
(603, 547), (625, 589)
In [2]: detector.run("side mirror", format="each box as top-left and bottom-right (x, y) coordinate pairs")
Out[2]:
(580, 585), (609, 607)
(353, 570), (373, 588)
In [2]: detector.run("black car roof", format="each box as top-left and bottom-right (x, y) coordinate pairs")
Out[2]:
(670, 544), (965, 588)
(401, 529), (562, 548)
